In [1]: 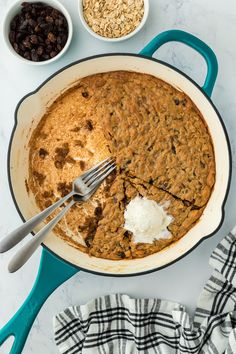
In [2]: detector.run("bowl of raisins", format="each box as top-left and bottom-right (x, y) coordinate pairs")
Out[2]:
(3, 0), (73, 64)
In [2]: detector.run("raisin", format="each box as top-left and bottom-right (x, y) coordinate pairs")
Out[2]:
(28, 18), (36, 27)
(19, 20), (28, 31)
(42, 53), (50, 60)
(45, 44), (53, 53)
(54, 160), (63, 169)
(79, 160), (85, 170)
(57, 182), (71, 197)
(30, 34), (38, 44)
(160, 181), (169, 189)
(123, 231), (131, 240)
(50, 50), (57, 58)
(191, 205), (200, 210)
(183, 200), (191, 207)
(42, 190), (54, 198)
(86, 120), (93, 131)
(45, 16), (54, 24)
(147, 143), (154, 152)
(65, 156), (76, 164)
(39, 148), (48, 158)
(117, 252), (126, 259)
(82, 91), (89, 98)
(182, 99), (187, 106)
(36, 46), (44, 55)
(24, 52), (31, 60)
(200, 161), (205, 168)
(31, 49), (39, 61)
(94, 206), (103, 218)
(22, 2), (30, 7)
(22, 38), (31, 48)
(44, 199), (52, 208)
(33, 171), (45, 185)
(51, 9), (60, 19)
(9, 31), (16, 43)
(149, 178), (154, 185)
(34, 24), (41, 33)
(13, 43), (20, 53)
(55, 143), (69, 158)
(10, 19), (17, 30)
(55, 18), (64, 26)
(85, 235), (94, 248)
(47, 32), (56, 43)
(171, 145), (176, 154)
(174, 98), (180, 105)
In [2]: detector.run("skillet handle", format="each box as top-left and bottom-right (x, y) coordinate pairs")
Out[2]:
(0, 248), (78, 354)
(139, 29), (218, 97)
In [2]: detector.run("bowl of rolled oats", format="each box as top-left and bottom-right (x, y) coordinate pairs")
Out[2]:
(78, 0), (149, 42)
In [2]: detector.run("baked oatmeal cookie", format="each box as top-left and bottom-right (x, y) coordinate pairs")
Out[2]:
(28, 71), (215, 260)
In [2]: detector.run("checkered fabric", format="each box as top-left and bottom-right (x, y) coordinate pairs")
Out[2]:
(53, 227), (236, 353)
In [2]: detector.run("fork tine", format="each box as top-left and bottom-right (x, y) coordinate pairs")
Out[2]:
(86, 162), (116, 186)
(88, 164), (116, 189)
(83, 158), (115, 184)
(81, 157), (113, 179)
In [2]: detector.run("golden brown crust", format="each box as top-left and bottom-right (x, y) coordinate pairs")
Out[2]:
(28, 71), (215, 260)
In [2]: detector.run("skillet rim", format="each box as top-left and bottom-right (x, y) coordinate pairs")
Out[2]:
(7, 52), (232, 277)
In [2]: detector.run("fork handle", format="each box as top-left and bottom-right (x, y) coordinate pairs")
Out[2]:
(0, 191), (74, 253)
(8, 199), (75, 273)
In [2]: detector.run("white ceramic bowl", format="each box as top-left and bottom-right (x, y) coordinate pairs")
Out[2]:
(78, 0), (149, 42)
(3, 0), (73, 65)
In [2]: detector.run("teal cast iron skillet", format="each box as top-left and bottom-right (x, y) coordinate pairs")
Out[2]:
(0, 30), (231, 354)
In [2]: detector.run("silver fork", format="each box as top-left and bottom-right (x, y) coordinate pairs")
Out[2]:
(0, 158), (115, 271)
(0, 157), (115, 253)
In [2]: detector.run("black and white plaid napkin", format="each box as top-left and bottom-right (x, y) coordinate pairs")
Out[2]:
(53, 227), (236, 354)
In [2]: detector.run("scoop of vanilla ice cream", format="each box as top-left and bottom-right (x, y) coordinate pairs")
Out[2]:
(124, 196), (173, 244)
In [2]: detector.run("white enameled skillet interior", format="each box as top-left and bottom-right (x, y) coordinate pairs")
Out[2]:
(8, 54), (230, 275)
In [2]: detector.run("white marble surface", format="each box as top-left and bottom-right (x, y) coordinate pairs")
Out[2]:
(0, 0), (236, 353)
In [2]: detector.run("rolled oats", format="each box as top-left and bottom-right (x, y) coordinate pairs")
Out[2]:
(82, 0), (144, 38)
